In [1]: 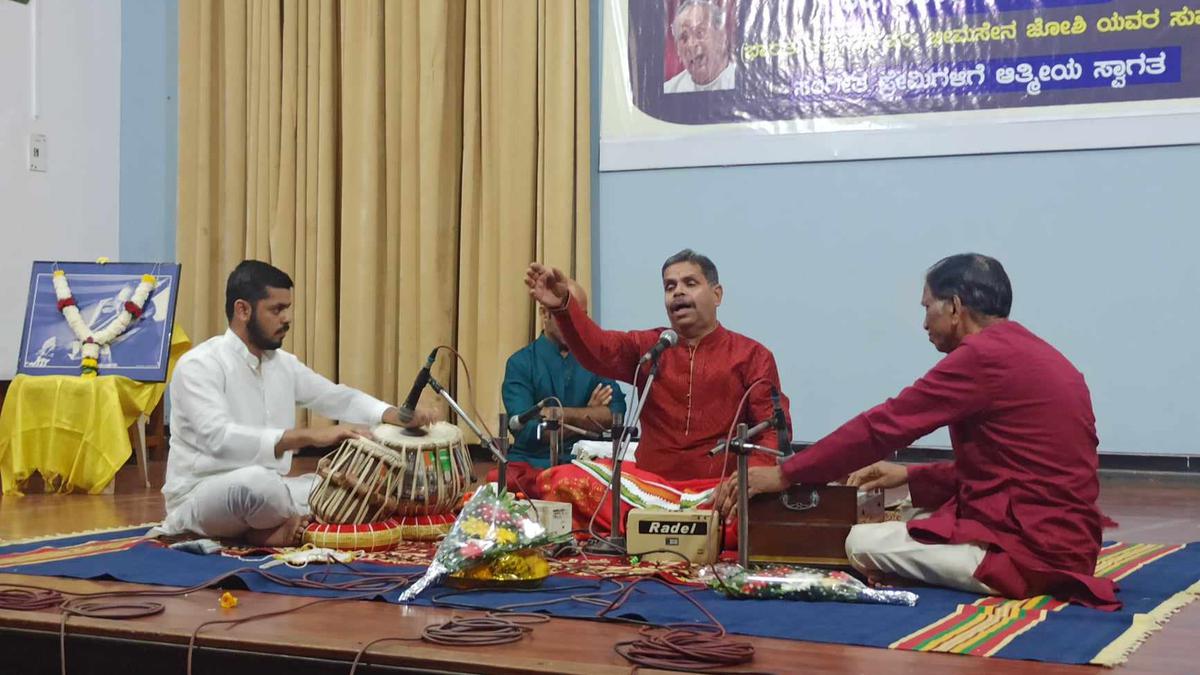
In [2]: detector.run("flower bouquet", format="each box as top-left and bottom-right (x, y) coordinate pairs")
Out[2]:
(399, 483), (564, 600)
(699, 563), (919, 606)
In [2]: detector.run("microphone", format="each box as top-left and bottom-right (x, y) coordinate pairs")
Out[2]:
(638, 329), (679, 365)
(396, 348), (438, 424)
(707, 419), (771, 456)
(507, 400), (546, 433)
(562, 422), (601, 439)
(771, 387), (792, 455)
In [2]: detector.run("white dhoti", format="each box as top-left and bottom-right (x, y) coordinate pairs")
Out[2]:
(160, 466), (316, 538)
(845, 507), (996, 595)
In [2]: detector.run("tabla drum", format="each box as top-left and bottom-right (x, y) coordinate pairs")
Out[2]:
(371, 421), (473, 516)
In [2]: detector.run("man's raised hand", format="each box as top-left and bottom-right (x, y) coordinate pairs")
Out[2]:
(524, 263), (570, 310)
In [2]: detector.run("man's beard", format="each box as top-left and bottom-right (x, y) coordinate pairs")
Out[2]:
(248, 310), (285, 351)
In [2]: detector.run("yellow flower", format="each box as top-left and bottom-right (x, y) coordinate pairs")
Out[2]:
(495, 528), (517, 546)
(141, 274), (156, 284)
(461, 518), (491, 538)
(527, 553), (550, 578)
(53, 270), (65, 277)
(95, 257), (110, 264)
(218, 591), (238, 609)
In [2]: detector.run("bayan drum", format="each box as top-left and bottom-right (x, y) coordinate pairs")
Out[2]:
(309, 436), (404, 525)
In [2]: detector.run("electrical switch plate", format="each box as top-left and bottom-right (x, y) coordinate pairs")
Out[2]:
(29, 133), (48, 172)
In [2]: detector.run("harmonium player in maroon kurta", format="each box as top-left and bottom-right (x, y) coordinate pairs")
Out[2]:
(717, 253), (1118, 610)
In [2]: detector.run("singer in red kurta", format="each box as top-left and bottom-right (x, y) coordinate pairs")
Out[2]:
(719, 254), (1117, 609)
(523, 252), (790, 542)
(552, 295), (789, 481)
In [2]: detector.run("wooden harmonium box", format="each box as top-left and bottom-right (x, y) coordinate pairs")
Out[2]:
(746, 485), (883, 566)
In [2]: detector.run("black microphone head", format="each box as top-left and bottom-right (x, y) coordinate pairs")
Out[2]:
(397, 406), (418, 424)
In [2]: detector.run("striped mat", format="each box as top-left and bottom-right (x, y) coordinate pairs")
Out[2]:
(0, 524), (152, 567)
(891, 542), (1193, 664)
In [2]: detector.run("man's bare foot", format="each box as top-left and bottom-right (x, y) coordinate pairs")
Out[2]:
(246, 516), (312, 548)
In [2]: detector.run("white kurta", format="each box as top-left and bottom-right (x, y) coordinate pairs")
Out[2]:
(663, 61), (737, 93)
(158, 329), (391, 537)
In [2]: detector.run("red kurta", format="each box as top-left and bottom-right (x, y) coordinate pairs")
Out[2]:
(554, 298), (790, 481)
(780, 320), (1118, 609)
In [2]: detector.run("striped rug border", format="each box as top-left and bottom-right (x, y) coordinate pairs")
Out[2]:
(0, 522), (159, 547)
(890, 604), (1051, 656)
(0, 536), (147, 568)
(890, 542), (1189, 659)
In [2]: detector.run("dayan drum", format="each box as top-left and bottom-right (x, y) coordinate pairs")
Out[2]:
(308, 421), (473, 526)
(373, 421), (473, 516)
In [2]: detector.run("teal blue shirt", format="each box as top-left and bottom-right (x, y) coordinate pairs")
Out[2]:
(502, 335), (626, 468)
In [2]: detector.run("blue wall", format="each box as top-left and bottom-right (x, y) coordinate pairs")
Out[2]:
(594, 146), (1200, 455)
(119, 0), (178, 264)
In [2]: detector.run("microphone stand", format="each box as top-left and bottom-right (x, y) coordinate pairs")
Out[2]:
(584, 411), (625, 555)
(496, 413), (510, 496)
(541, 404), (562, 467)
(609, 410), (626, 548)
(587, 354), (663, 555)
(733, 424), (751, 570)
(609, 411), (628, 549)
(617, 357), (664, 528)
(427, 376), (509, 494)
(726, 422), (784, 570)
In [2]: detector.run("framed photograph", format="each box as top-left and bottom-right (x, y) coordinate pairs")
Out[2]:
(17, 261), (182, 382)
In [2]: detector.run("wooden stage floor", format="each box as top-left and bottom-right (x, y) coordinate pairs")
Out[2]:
(2, 460), (1199, 674)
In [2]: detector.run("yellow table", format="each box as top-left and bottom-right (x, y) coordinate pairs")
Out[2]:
(0, 327), (190, 495)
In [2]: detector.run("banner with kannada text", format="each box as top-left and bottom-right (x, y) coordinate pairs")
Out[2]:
(600, 0), (1200, 170)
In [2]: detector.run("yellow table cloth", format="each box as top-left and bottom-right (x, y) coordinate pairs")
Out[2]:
(0, 326), (191, 495)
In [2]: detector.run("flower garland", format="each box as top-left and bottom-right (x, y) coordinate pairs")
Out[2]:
(51, 269), (156, 377)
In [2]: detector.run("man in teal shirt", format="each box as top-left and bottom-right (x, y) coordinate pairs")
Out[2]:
(503, 281), (626, 468)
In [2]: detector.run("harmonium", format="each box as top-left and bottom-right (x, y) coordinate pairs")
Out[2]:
(746, 484), (884, 566)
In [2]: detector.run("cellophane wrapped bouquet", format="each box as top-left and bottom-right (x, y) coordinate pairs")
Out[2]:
(399, 483), (564, 600)
(700, 563), (919, 606)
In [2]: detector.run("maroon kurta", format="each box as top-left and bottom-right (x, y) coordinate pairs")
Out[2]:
(554, 298), (790, 481)
(780, 320), (1118, 610)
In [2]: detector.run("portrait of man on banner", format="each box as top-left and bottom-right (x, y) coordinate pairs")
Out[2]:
(663, 0), (738, 94)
